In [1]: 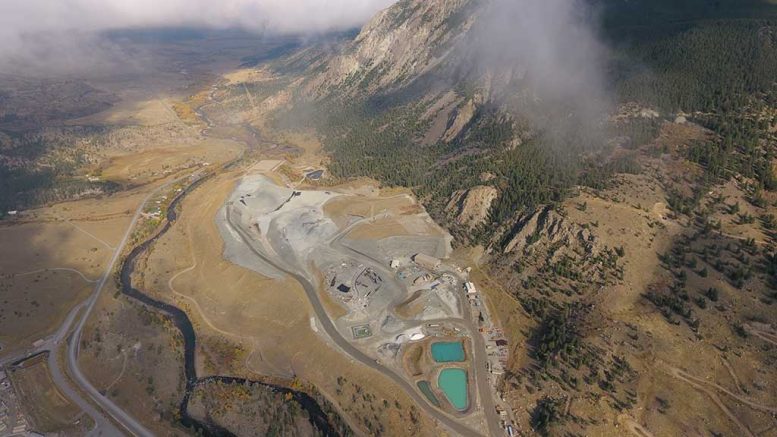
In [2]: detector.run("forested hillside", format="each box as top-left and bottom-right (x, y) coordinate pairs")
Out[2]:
(260, 3), (777, 432)
(274, 0), (777, 242)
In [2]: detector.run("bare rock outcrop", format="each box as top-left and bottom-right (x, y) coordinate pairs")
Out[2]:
(442, 99), (477, 143)
(611, 103), (661, 122)
(502, 206), (597, 255)
(303, 0), (478, 97)
(446, 185), (498, 228)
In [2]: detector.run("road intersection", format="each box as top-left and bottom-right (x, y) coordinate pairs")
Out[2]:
(1, 178), (189, 437)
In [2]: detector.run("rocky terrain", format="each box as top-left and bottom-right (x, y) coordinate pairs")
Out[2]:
(229, 0), (777, 435)
(299, 0), (478, 98)
(1, 0), (776, 435)
(446, 185), (498, 229)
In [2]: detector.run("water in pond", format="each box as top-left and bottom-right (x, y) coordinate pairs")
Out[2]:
(438, 368), (468, 411)
(431, 341), (465, 362)
(416, 381), (441, 407)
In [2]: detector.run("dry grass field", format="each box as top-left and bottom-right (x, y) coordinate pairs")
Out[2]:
(0, 189), (148, 355)
(126, 167), (446, 435)
(99, 142), (237, 185)
(78, 282), (188, 436)
(0, 178), (195, 435)
(0, 82), (244, 358)
(1, 33), (403, 436)
(15, 27), (775, 435)
(91, 99), (242, 185)
(468, 121), (777, 437)
(8, 353), (92, 434)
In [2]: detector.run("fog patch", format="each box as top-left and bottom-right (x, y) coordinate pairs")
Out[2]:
(462, 0), (612, 141)
(0, 0), (397, 76)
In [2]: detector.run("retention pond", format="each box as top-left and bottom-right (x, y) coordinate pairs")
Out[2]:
(431, 341), (465, 363)
(438, 368), (469, 411)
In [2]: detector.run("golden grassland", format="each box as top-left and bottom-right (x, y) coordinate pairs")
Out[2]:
(0, 189), (148, 355)
(468, 122), (777, 436)
(79, 280), (189, 436)
(8, 354), (92, 434)
(128, 167), (445, 435)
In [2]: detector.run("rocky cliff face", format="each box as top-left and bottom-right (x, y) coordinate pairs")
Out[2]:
(441, 98), (479, 142)
(501, 206), (598, 256)
(446, 184), (498, 228)
(301, 0), (479, 98)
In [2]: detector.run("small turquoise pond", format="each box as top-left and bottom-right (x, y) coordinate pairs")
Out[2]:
(438, 368), (468, 411)
(431, 341), (465, 362)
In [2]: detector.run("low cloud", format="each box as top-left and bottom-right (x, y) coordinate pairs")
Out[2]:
(0, 0), (396, 75)
(463, 0), (611, 139)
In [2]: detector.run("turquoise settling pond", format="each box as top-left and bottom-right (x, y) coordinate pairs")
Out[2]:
(431, 341), (465, 362)
(438, 368), (468, 411)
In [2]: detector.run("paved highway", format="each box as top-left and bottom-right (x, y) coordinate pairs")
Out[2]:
(1, 87), (250, 437)
(0, 178), (190, 437)
(63, 177), (195, 437)
(1, 300), (125, 436)
(2, 171), (500, 437)
(0, 293), (126, 436)
(225, 204), (486, 437)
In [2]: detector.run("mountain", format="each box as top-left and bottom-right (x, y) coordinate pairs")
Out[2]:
(1, 0), (774, 435)
(301, 0), (479, 98)
(234, 0), (777, 434)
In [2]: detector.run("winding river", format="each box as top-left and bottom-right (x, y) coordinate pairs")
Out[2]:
(118, 164), (341, 436)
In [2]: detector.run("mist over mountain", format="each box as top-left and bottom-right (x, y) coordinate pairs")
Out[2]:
(295, 0), (612, 137)
(1, 1), (776, 436)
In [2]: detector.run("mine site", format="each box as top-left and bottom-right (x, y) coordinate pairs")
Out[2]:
(218, 161), (512, 434)
(3, 0), (777, 436)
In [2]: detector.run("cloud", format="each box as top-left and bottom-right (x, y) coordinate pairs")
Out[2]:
(0, 0), (396, 74)
(462, 0), (611, 139)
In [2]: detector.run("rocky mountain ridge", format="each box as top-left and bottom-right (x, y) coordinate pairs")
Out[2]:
(301, 0), (479, 98)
